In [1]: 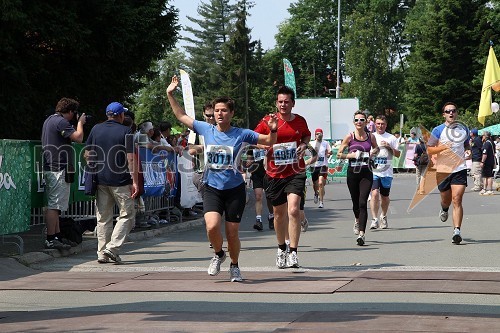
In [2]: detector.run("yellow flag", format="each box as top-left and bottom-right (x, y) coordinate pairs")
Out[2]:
(478, 46), (500, 125)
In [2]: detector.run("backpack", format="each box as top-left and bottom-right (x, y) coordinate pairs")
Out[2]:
(59, 217), (84, 244)
(416, 144), (429, 166)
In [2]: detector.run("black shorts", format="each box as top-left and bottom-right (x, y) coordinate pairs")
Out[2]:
(437, 169), (468, 192)
(250, 161), (266, 189)
(203, 183), (246, 222)
(264, 173), (307, 207)
(300, 187), (306, 210)
(482, 164), (494, 178)
(311, 165), (328, 182)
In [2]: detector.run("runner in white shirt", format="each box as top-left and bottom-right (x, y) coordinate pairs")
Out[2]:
(369, 115), (400, 229)
(311, 128), (332, 208)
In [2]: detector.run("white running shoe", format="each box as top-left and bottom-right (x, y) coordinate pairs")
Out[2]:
(318, 201), (324, 208)
(229, 265), (243, 282)
(300, 218), (309, 232)
(356, 234), (365, 246)
(353, 220), (360, 235)
(452, 228), (462, 244)
(287, 251), (299, 268)
(379, 215), (388, 229)
(370, 218), (379, 229)
(276, 248), (287, 269)
(208, 252), (226, 276)
(439, 209), (448, 222)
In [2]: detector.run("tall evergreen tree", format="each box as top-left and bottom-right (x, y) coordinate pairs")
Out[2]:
(184, 0), (236, 104)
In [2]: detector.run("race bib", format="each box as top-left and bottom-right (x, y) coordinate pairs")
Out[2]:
(318, 156), (325, 162)
(252, 148), (266, 162)
(205, 145), (234, 170)
(350, 152), (370, 167)
(373, 156), (387, 165)
(273, 142), (297, 165)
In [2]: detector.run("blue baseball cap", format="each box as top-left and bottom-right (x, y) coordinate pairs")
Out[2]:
(106, 102), (125, 116)
(471, 128), (478, 135)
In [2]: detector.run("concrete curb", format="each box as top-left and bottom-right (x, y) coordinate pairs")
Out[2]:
(13, 218), (206, 266)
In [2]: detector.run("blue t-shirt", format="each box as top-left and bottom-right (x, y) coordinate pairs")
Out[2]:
(85, 120), (134, 187)
(194, 120), (259, 190)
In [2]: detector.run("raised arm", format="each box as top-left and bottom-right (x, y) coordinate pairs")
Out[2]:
(166, 75), (194, 129)
(256, 114), (278, 145)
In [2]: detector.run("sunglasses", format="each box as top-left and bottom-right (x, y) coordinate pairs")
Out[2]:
(354, 118), (366, 123)
(204, 114), (215, 118)
(443, 109), (457, 114)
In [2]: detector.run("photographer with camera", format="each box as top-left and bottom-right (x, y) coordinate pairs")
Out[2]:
(42, 97), (86, 250)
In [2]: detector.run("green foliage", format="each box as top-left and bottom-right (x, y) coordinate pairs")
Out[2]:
(403, 0), (490, 129)
(1, 0), (179, 139)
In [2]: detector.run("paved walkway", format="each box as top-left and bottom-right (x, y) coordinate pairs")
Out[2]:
(1, 173), (500, 332)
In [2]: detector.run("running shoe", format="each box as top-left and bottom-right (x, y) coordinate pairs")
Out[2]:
(318, 201), (324, 208)
(44, 239), (71, 251)
(102, 248), (122, 264)
(253, 219), (263, 231)
(356, 234), (365, 246)
(97, 256), (110, 264)
(452, 228), (462, 244)
(276, 248), (287, 269)
(268, 215), (274, 230)
(208, 252), (226, 276)
(300, 218), (309, 232)
(439, 209), (448, 222)
(353, 220), (360, 235)
(485, 190), (495, 195)
(379, 215), (388, 229)
(313, 193), (319, 204)
(479, 189), (487, 196)
(229, 265), (243, 282)
(370, 218), (379, 229)
(287, 251), (299, 268)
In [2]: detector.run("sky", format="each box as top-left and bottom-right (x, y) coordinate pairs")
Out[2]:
(170, 0), (292, 51)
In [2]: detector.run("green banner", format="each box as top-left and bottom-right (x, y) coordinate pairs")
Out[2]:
(283, 58), (297, 98)
(0, 140), (32, 235)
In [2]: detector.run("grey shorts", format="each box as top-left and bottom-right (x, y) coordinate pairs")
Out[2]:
(44, 170), (70, 211)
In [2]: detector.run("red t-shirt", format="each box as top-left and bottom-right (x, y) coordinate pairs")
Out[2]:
(254, 114), (311, 178)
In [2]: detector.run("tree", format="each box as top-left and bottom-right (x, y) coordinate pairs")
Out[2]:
(403, 0), (490, 129)
(184, 0), (236, 104)
(342, 0), (413, 129)
(0, 0), (178, 139)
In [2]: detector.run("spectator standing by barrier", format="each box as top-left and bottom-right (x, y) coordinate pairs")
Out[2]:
(470, 128), (483, 191)
(42, 97), (86, 250)
(369, 115), (400, 230)
(311, 128), (332, 208)
(413, 138), (429, 195)
(254, 86), (311, 269)
(427, 102), (470, 245)
(336, 111), (378, 246)
(480, 131), (496, 195)
(167, 75), (277, 282)
(84, 102), (139, 263)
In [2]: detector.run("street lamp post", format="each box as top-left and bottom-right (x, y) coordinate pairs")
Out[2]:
(335, 0), (341, 99)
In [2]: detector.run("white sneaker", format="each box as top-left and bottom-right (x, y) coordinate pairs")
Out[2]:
(208, 252), (226, 276)
(370, 218), (379, 229)
(356, 234), (365, 246)
(379, 215), (388, 229)
(287, 251), (299, 268)
(276, 248), (287, 269)
(452, 228), (462, 244)
(229, 265), (243, 282)
(318, 201), (324, 208)
(479, 189), (487, 196)
(353, 220), (360, 235)
(300, 218), (309, 232)
(439, 209), (448, 222)
(485, 190), (495, 195)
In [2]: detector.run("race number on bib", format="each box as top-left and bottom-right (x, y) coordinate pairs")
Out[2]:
(253, 148), (266, 162)
(273, 142), (298, 166)
(350, 152), (370, 167)
(205, 145), (234, 170)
